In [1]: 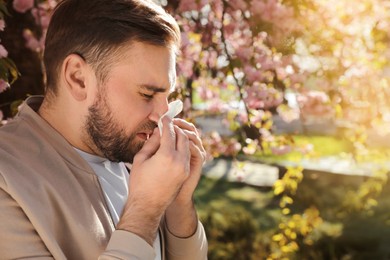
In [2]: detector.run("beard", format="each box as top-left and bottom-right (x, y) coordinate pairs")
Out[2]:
(85, 92), (157, 163)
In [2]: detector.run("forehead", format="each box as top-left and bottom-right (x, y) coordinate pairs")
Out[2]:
(108, 41), (177, 91)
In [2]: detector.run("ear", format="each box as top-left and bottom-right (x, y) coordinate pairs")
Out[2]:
(61, 54), (91, 101)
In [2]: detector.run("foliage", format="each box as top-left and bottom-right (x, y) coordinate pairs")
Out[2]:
(0, 0), (19, 93)
(250, 135), (353, 164)
(201, 207), (262, 260)
(196, 173), (390, 259)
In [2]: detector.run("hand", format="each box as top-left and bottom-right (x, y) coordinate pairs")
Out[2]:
(164, 119), (206, 237)
(117, 116), (191, 245)
(170, 119), (206, 204)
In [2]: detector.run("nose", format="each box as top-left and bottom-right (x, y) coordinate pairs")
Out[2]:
(148, 98), (169, 123)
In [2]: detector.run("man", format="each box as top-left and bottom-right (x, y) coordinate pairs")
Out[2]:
(0, 0), (208, 259)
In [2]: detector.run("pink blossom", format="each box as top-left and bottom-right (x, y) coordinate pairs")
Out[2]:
(210, 131), (222, 143)
(228, 0), (248, 11)
(298, 143), (314, 154)
(243, 145), (257, 155)
(201, 50), (218, 68)
(235, 48), (252, 62)
(198, 85), (215, 100)
(47, 0), (58, 9)
(211, 1), (223, 20)
(177, 0), (207, 12)
(297, 91), (332, 117)
(0, 79), (10, 93)
(13, 0), (34, 13)
(249, 110), (265, 126)
(271, 145), (292, 155)
(23, 29), (43, 52)
(238, 112), (248, 124)
(244, 82), (282, 109)
(177, 59), (194, 78)
(260, 128), (274, 142)
(277, 105), (300, 123)
(209, 100), (228, 113)
(0, 20), (5, 31)
(183, 97), (192, 113)
(225, 139), (242, 156)
(244, 65), (263, 83)
(31, 8), (51, 29)
(276, 67), (288, 80)
(0, 44), (8, 58)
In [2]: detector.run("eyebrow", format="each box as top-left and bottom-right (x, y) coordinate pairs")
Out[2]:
(139, 84), (175, 93)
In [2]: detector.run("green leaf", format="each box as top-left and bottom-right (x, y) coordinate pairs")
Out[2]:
(2, 58), (20, 84)
(10, 100), (23, 116)
(0, 2), (10, 17)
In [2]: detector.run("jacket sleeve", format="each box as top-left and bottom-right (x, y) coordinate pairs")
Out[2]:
(1, 178), (206, 259)
(163, 220), (208, 260)
(0, 187), (54, 259)
(0, 185), (155, 260)
(99, 230), (156, 260)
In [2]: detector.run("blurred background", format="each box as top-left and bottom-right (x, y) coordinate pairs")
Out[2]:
(2, 0), (390, 259)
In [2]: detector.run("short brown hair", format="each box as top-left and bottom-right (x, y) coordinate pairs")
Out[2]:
(43, 0), (180, 94)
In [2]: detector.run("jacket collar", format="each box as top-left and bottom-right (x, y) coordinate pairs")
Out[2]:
(18, 95), (95, 175)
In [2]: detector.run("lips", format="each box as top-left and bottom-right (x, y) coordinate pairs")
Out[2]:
(136, 131), (153, 140)
(136, 122), (157, 141)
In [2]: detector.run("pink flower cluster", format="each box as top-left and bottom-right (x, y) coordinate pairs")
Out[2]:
(13, 0), (58, 53)
(0, 79), (10, 93)
(177, 0), (208, 12)
(173, 0), (309, 159)
(250, 0), (301, 41)
(0, 20), (5, 31)
(0, 9), (6, 59)
(23, 29), (45, 52)
(13, 0), (34, 13)
(277, 105), (300, 123)
(0, 44), (8, 58)
(202, 131), (242, 158)
(297, 91), (333, 117)
(244, 82), (283, 110)
(271, 145), (292, 155)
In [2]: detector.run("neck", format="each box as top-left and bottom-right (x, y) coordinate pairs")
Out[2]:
(38, 94), (89, 153)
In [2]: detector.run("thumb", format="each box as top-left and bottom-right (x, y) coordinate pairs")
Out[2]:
(133, 128), (160, 163)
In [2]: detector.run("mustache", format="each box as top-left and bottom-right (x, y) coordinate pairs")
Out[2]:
(137, 120), (158, 132)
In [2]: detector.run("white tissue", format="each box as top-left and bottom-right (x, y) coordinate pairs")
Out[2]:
(158, 100), (183, 136)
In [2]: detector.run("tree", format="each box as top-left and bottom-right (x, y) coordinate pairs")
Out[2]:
(2, 0), (390, 258)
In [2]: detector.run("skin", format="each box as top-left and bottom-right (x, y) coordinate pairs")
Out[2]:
(38, 41), (206, 245)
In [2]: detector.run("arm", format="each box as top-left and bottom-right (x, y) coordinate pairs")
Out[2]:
(163, 119), (208, 259)
(115, 116), (193, 244)
(0, 187), (54, 259)
(163, 218), (208, 260)
(107, 117), (207, 259)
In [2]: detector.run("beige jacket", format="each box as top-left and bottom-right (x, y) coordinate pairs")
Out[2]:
(0, 96), (207, 259)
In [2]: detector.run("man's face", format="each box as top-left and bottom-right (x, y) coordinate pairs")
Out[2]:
(83, 42), (176, 163)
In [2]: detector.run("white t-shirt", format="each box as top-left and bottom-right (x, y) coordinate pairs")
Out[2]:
(75, 149), (161, 260)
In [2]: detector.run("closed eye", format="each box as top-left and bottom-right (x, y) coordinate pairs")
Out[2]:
(141, 92), (154, 100)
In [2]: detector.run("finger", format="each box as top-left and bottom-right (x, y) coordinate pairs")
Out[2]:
(133, 128), (160, 162)
(160, 115), (176, 152)
(173, 119), (204, 154)
(173, 119), (199, 136)
(181, 129), (204, 153)
(174, 125), (190, 158)
(189, 140), (205, 162)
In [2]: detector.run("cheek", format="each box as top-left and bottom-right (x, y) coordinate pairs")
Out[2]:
(113, 100), (152, 131)
(105, 89), (142, 115)
(103, 84), (153, 126)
